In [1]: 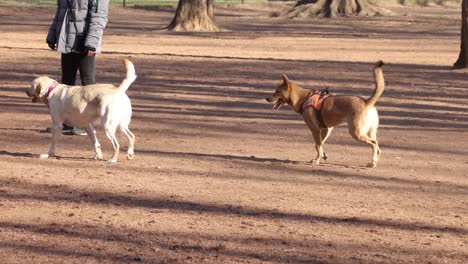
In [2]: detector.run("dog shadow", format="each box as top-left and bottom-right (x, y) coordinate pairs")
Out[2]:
(0, 150), (36, 158)
(0, 127), (41, 132)
(139, 150), (370, 169)
(298, 159), (369, 170)
(317, 162), (370, 170)
(48, 156), (96, 161)
(0, 150), (96, 162)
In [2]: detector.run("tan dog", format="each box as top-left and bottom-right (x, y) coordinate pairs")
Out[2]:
(26, 59), (137, 163)
(266, 61), (385, 168)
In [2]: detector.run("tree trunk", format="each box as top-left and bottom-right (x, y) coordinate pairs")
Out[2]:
(278, 0), (393, 18)
(454, 0), (468, 69)
(168, 0), (219, 32)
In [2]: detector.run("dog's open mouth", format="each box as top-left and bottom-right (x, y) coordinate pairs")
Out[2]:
(272, 99), (284, 109)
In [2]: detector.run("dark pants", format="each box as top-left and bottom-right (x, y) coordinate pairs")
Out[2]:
(61, 53), (96, 129)
(61, 52), (96, 85)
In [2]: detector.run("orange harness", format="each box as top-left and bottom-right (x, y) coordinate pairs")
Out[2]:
(300, 90), (332, 128)
(301, 93), (331, 111)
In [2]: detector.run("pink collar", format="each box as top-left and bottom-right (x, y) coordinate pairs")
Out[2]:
(46, 81), (59, 96)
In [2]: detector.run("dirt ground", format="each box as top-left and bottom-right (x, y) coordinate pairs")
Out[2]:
(0, 2), (467, 264)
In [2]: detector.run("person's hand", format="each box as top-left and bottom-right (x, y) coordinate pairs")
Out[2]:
(47, 42), (56, 50)
(84, 46), (96, 56)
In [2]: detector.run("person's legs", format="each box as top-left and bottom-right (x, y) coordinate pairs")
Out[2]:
(61, 53), (79, 85)
(59, 53), (81, 133)
(78, 53), (96, 85)
(67, 54), (96, 136)
(46, 54), (93, 135)
(43, 53), (78, 134)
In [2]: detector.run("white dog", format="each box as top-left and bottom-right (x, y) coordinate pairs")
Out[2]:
(26, 59), (137, 162)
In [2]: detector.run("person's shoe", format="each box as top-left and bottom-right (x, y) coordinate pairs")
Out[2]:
(71, 127), (87, 136)
(62, 125), (74, 135)
(44, 125), (73, 134)
(44, 125), (85, 135)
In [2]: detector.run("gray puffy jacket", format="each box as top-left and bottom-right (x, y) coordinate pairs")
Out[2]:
(46, 0), (109, 54)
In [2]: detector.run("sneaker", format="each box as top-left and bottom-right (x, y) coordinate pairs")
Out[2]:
(71, 127), (87, 136)
(62, 125), (74, 135)
(44, 125), (85, 136)
(45, 125), (73, 134)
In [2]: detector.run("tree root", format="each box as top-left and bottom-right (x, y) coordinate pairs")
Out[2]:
(274, 0), (393, 18)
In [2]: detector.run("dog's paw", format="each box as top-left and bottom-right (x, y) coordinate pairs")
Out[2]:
(39, 153), (50, 159)
(107, 159), (117, 163)
(126, 153), (134, 160)
(367, 162), (377, 168)
(94, 154), (104, 160)
(323, 153), (328, 160)
(311, 159), (321, 165)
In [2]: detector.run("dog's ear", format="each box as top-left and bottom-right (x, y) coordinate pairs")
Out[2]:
(282, 74), (292, 90)
(31, 81), (42, 103)
(34, 81), (42, 96)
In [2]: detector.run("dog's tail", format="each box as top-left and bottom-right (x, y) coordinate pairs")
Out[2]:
(118, 59), (137, 93)
(365, 60), (385, 107)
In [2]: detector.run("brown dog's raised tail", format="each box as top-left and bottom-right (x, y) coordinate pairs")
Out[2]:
(365, 60), (385, 107)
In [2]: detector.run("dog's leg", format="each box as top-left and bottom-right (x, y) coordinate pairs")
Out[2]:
(311, 130), (325, 165)
(360, 134), (379, 168)
(104, 126), (120, 163)
(303, 113), (325, 165)
(348, 110), (381, 168)
(40, 123), (62, 158)
(349, 125), (380, 168)
(84, 124), (103, 160)
(368, 125), (381, 166)
(320, 127), (333, 160)
(120, 126), (135, 160)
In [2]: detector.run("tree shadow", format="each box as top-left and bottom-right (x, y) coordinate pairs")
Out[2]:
(3, 54), (468, 133)
(1, 220), (466, 263)
(132, 149), (468, 195)
(1, 180), (467, 236)
(0, 221), (332, 263)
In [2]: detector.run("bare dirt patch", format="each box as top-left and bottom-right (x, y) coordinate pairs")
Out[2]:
(0, 3), (467, 264)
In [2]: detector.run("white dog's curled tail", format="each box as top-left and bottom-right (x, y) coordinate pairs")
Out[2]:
(118, 59), (137, 93)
